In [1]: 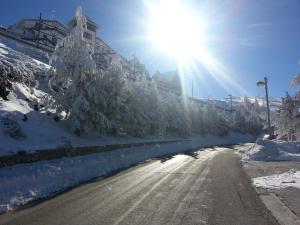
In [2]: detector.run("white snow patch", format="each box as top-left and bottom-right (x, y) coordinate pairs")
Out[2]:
(32, 58), (51, 69)
(236, 139), (300, 162)
(0, 46), (8, 55)
(253, 169), (300, 190)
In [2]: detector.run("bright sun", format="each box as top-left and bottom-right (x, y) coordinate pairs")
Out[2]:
(145, 0), (249, 97)
(147, 0), (206, 62)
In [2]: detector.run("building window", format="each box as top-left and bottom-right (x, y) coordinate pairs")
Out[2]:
(87, 23), (96, 32)
(83, 32), (92, 40)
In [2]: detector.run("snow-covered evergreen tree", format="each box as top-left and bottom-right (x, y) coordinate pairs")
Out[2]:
(49, 6), (115, 135)
(122, 76), (164, 136)
(276, 92), (295, 140)
(163, 95), (190, 136)
(291, 74), (300, 87)
(233, 97), (263, 134)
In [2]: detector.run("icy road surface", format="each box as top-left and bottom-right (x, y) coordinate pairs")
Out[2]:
(0, 148), (278, 225)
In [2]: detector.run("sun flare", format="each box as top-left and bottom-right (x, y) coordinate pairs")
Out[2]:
(146, 0), (248, 97)
(147, 0), (206, 62)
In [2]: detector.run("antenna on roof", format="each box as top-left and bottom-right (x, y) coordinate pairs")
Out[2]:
(51, 10), (56, 20)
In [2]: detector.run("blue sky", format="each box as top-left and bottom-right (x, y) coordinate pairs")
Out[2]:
(1, 0), (300, 99)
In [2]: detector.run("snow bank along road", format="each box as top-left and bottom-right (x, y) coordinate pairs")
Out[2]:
(0, 147), (278, 225)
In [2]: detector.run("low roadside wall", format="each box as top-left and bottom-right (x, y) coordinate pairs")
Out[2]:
(0, 139), (187, 167)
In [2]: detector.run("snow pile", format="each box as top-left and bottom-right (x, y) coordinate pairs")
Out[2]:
(237, 139), (300, 162)
(0, 133), (254, 213)
(253, 169), (300, 189)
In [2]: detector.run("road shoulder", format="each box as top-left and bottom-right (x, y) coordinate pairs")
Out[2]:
(241, 159), (300, 225)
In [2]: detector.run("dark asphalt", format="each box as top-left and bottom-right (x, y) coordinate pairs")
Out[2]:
(0, 147), (279, 225)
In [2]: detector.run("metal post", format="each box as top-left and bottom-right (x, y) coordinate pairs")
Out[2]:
(192, 79), (194, 100)
(229, 94), (233, 115)
(264, 77), (271, 128)
(37, 13), (42, 47)
(132, 55), (136, 80)
(227, 94), (233, 121)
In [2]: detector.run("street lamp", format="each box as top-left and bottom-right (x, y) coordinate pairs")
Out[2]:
(228, 94), (233, 119)
(228, 94), (233, 113)
(256, 77), (271, 129)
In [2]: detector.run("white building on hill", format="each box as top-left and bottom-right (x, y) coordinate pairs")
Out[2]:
(153, 70), (182, 96)
(4, 10), (180, 90)
(7, 17), (67, 51)
(5, 11), (125, 71)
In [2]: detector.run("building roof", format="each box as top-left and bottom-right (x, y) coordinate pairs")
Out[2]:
(153, 70), (181, 86)
(95, 37), (128, 63)
(66, 15), (99, 30)
(15, 19), (66, 29)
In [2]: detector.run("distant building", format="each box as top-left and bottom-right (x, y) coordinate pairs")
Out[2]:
(3, 10), (150, 82)
(5, 12), (128, 69)
(7, 16), (67, 51)
(66, 16), (98, 47)
(7, 15), (100, 51)
(153, 70), (182, 96)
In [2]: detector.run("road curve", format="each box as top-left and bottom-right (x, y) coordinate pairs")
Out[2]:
(0, 147), (279, 225)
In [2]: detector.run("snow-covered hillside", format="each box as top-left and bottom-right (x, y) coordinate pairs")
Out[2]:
(0, 40), (74, 153)
(0, 40), (178, 155)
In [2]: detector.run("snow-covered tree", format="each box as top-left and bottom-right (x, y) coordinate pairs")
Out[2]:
(200, 102), (230, 136)
(93, 66), (129, 134)
(49, 6), (114, 135)
(163, 95), (190, 136)
(122, 77), (165, 136)
(291, 74), (300, 87)
(233, 97), (263, 134)
(276, 92), (296, 140)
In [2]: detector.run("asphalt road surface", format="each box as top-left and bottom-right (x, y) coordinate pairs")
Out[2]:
(0, 147), (279, 225)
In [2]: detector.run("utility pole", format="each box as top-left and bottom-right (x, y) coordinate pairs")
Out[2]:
(228, 94), (233, 117)
(37, 13), (42, 47)
(264, 77), (271, 128)
(257, 77), (271, 129)
(131, 54), (136, 80)
(51, 10), (56, 20)
(192, 79), (194, 100)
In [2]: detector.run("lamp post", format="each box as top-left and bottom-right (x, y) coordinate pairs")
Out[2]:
(257, 77), (271, 129)
(228, 94), (233, 119)
(228, 94), (233, 113)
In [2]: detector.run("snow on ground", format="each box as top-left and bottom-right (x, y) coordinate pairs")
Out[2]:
(253, 169), (300, 190)
(236, 139), (300, 162)
(0, 133), (254, 213)
(236, 138), (300, 222)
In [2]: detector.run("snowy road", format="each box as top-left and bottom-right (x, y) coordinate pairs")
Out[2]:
(0, 147), (278, 225)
